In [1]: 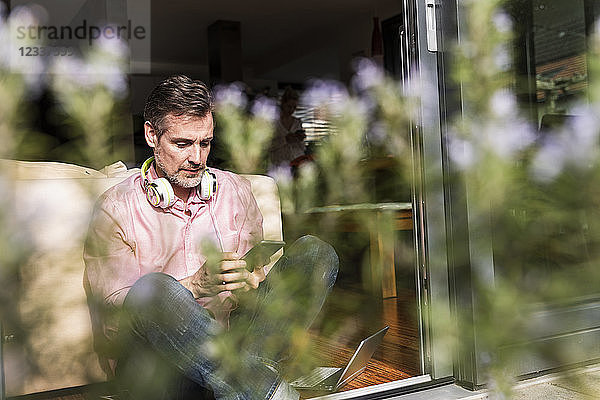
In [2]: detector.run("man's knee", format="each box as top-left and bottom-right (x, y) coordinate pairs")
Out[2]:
(289, 235), (339, 284)
(124, 272), (190, 314)
(296, 235), (338, 264)
(295, 234), (332, 253)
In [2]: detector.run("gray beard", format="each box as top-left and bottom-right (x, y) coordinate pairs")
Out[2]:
(154, 155), (204, 189)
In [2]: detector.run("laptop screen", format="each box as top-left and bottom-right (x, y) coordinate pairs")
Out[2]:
(335, 326), (389, 389)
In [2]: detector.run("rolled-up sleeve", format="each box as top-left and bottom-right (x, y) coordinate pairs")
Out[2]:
(83, 194), (139, 308)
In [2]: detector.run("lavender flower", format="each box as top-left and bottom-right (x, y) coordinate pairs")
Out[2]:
(301, 79), (349, 111)
(448, 134), (476, 170)
(3, 6), (45, 87)
(251, 95), (279, 121)
(267, 165), (293, 184)
(492, 11), (513, 34)
(214, 82), (248, 109)
(352, 57), (385, 92)
(531, 106), (600, 181)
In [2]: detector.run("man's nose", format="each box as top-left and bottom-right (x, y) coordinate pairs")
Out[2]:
(187, 144), (203, 164)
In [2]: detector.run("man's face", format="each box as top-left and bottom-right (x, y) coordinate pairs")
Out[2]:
(145, 114), (213, 189)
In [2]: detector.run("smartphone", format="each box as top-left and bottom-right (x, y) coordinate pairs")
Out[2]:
(242, 240), (285, 271)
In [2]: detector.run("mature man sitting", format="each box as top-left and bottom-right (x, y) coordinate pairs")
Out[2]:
(83, 75), (338, 400)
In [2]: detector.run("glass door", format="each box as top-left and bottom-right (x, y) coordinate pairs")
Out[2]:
(502, 0), (600, 377)
(447, 0), (600, 386)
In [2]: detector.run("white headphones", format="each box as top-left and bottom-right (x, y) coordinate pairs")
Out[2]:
(140, 157), (218, 208)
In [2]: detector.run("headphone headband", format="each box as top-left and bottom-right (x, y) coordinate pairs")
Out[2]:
(140, 157), (154, 183)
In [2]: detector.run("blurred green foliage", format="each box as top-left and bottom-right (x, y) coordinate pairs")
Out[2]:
(449, 0), (600, 396)
(0, 6), (133, 396)
(2, 0), (600, 397)
(209, 62), (418, 389)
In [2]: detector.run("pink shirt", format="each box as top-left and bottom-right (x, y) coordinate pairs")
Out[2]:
(83, 165), (263, 363)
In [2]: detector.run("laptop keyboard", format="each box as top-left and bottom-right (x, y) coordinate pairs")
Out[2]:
(290, 367), (341, 388)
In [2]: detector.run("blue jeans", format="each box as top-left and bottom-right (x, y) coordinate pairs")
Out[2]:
(115, 235), (339, 400)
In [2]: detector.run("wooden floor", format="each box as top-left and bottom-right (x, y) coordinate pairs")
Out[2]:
(305, 287), (421, 394)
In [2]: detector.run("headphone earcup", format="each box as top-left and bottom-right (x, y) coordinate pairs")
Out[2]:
(147, 177), (175, 208)
(199, 170), (217, 201)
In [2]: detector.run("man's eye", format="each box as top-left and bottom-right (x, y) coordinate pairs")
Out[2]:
(200, 141), (211, 148)
(176, 142), (189, 148)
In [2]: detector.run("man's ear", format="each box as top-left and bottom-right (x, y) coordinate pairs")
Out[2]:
(144, 121), (158, 148)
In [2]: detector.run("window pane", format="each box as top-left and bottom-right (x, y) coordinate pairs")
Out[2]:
(533, 0), (587, 122)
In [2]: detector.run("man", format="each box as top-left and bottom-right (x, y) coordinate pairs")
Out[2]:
(269, 87), (306, 168)
(83, 75), (338, 400)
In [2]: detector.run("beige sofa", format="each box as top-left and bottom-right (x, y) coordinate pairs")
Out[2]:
(1, 159), (283, 397)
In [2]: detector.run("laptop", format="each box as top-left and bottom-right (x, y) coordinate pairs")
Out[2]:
(290, 326), (389, 393)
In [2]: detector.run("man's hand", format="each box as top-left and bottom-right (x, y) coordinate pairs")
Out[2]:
(181, 252), (266, 298)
